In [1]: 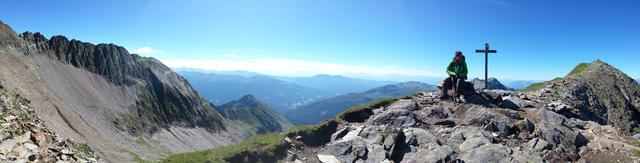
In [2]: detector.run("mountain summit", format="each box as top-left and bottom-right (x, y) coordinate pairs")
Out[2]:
(522, 60), (640, 134)
(218, 95), (294, 134)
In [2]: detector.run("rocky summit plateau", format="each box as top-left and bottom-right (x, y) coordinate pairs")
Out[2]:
(167, 60), (640, 163)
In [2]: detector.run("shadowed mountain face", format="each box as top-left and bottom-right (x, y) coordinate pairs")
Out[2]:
(16, 31), (227, 134)
(218, 95), (294, 135)
(523, 61), (640, 134)
(177, 71), (332, 112)
(286, 81), (438, 125)
(471, 77), (514, 91)
(276, 74), (397, 96)
(0, 20), (243, 161)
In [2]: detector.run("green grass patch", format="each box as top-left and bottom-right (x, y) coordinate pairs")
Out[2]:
(566, 63), (589, 76)
(520, 77), (563, 92)
(72, 143), (95, 158)
(370, 98), (399, 108)
(286, 125), (316, 136)
(163, 133), (285, 163)
(119, 149), (152, 163)
(336, 97), (398, 121)
(633, 149), (640, 156)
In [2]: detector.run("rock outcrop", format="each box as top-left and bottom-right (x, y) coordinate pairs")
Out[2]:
(0, 86), (99, 162)
(279, 89), (640, 162)
(471, 77), (514, 91)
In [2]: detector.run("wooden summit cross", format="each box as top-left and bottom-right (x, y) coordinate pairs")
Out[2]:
(475, 43), (497, 90)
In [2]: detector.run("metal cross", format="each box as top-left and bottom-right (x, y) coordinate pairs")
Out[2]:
(475, 43), (497, 90)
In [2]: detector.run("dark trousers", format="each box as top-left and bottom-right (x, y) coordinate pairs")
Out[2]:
(442, 75), (466, 96)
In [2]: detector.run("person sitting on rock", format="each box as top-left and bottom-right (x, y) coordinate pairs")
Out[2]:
(440, 51), (468, 99)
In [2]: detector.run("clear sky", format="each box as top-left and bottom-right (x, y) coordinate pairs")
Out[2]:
(1, 0), (639, 81)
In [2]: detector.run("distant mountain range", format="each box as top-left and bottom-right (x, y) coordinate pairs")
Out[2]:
(177, 71), (332, 112)
(286, 81), (438, 125)
(172, 68), (263, 77)
(470, 77), (514, 90)
(177, 71), (399, 112)
(218, 95), (294, 135)
(276, 74), (397, 96)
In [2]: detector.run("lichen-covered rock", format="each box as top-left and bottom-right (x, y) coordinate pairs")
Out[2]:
(321, 137), (367, 163)
(401, 145), (455, 163)
(387, 99), (418, 111)
(526, 138), (551, 152)
(368, 109), (416, 126)
(461, 144), (512, 163)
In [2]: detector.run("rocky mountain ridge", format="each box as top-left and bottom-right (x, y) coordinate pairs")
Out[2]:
(0, 20), (243, 162)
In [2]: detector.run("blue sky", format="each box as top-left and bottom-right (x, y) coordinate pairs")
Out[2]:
(1, 0), (639, 81)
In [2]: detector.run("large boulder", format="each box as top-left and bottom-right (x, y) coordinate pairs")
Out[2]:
(403, 128), (438, 147)
(532, 108), (588, 161)
(381, 127), (407, 162)
(459, 137), (491, 151)
(317, 154), (340, 163)
(422, 106), (452, 119)
(393, 116), (416, 127)
(515, 118), (535, 134)
(511, 147), (545, 163)
(525, 138), (551, 152)
(368, 109), (417, 126)
(488, 119), (517, 137)
(461, 144), (512, 163)
(464, 107), (506, 127)
(359, 126), (385, 144)
(360, 144), (387, 163)
(500, 96), (534, 109)
(446, 126), (494, 144)
(401, 145), (455, 163)
(479, 90), (503, 105)
(387, 99), (419, 111)
(321, 137), (368, 163)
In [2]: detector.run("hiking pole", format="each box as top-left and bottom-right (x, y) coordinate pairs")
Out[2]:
(451, 76), (457, 103)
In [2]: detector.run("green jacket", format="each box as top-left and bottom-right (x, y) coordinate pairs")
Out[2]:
(446, 59), (468, 78)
